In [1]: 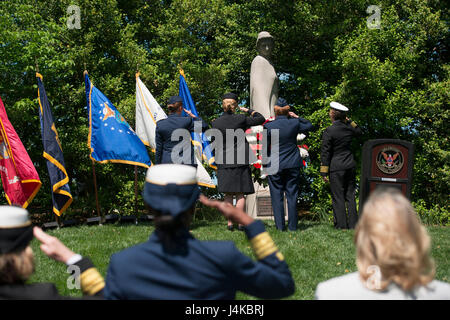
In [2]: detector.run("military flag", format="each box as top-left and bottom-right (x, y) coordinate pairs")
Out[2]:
(37, 73), (73, 216)
(135, 72), (167, 152)
(0, 97), (41, 208)
(179, 70), (217, 169)
(136, 73), (215, 188)
(85, 71), (151, 168)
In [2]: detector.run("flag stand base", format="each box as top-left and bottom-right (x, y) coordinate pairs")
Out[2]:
(87, 216), (102, 225)
(42, 221), (59, 230)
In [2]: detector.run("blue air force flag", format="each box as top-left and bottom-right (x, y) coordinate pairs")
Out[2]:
(37, 73), (72, 216)
(179, 70), (216, 169)
(85, 72), (151, 168)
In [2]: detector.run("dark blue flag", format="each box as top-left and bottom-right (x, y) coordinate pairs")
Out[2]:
(85, 72), (151, 168)
(37, 73), (72, 216)
(179, 70), (216, 169)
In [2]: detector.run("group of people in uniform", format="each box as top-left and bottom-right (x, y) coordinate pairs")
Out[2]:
(2, 164), (449, 300)
(0, 91), (374, 300)
(155, 93), (362, 231)
(0, 165), (296, 299)
(1, 97), (449, 299)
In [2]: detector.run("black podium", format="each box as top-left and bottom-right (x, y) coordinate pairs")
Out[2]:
(359, 139), (414, 213)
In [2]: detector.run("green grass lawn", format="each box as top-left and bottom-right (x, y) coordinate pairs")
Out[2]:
(29, 218), (450, 299)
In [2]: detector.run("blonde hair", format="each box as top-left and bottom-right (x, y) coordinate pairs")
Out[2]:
(222, 99), (237, 113)
(0, 246), (35, 284)
(274, 106), (290, 116)
(355, 188), (435, 291)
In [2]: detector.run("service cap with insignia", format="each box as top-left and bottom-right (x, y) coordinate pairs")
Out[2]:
(222, 92), (238, 101)
(275, 97), (288, 107)
(143, 164), (200, 217)
(168, 95), (183, 105)
(330, 101), (349, 112)
(0, 206), (33, 254)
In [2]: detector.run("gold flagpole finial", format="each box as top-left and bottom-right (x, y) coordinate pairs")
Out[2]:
(179, 68), (185, 77)
(35, 58), (43, 79)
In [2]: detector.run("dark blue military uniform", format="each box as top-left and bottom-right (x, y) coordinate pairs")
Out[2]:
(104, 220), (295, 299)
(264, 115), (313, 231)
(320, 119), (362, 229)
(155, 114), (208, 166)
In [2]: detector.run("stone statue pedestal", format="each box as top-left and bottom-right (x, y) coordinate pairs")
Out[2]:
(246, 181), (288, 221)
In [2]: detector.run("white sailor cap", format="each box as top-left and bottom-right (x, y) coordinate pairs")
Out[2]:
(0, 206), (33, 254)
(330, 101), (349, 112)
(143, 164), (199, 217)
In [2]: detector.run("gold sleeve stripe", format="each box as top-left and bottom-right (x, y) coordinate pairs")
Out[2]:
(350, 121), (357, 128)
(250, 232), (284, 261)
(276, 252), (285, 261)
(80, 268), (105, 295)
(320, 166), (329, 173)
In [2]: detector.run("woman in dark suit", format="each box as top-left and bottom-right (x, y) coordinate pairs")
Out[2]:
(211, 93), (265, 230)
(263, 98), (313, 231)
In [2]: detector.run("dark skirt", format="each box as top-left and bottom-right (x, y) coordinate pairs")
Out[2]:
(217, 166), (255, 194)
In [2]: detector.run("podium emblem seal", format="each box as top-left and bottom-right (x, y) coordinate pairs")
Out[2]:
(376, 146), (404, 174)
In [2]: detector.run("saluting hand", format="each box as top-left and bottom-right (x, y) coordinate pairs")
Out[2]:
(33, 227), (76, 264)
(239, 106), (249, 113)
(288, 111), (299, 118)
(199, 194), (254, 226)
(183, 108), (196, 118)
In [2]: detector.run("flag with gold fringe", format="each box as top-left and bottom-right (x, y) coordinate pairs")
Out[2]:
(85, 71), (151, 168)
(0, 97), (41, 208)
(37, 73), (73, 216)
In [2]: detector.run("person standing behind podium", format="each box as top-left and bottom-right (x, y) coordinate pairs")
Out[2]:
(155, 95), (208, 167)
(211, 93), (265, 231)
(320, 101), (362, 229)
(263, 98), (313, 231)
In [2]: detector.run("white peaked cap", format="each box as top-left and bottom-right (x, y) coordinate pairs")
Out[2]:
(0, 206), (30, 228)
(145, 164), (198, 185)
(330, 101), (349, 112)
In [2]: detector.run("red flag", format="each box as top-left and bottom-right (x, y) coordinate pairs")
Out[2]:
(0, 97), (41, 208)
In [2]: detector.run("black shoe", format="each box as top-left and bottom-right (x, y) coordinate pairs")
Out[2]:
(227, 225), (234, 231)
(237, 225), (245, 231)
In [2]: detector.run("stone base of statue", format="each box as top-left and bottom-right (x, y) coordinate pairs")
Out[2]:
(246, 181), (288, 220)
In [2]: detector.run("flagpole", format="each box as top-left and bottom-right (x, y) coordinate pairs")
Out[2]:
(91, 160), (101, 222)
(134, 64), (139, 217)
(134, 166), (139, 216)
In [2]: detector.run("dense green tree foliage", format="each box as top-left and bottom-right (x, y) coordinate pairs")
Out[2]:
(0, 0), (448, 224)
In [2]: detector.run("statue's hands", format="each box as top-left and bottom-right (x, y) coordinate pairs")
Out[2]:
(288, 111), (299, 118)
(184, 108), (196, 118)
(239, 106), (249, 113)
(199, 194), (254, 226)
